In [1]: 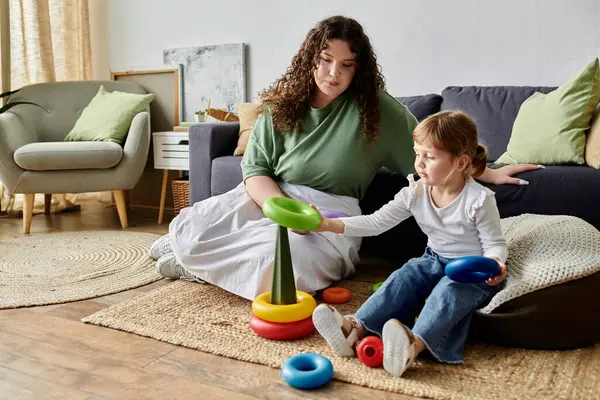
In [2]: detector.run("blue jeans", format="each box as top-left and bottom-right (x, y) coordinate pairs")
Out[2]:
(354, 248), (502, 363)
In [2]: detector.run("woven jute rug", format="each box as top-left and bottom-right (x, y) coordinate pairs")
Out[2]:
(0, 230), (162, 309)
(82, 280), (599, 400)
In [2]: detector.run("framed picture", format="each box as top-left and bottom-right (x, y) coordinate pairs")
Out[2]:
(111, 66), (183, 131)
(163, 43), (246, 122)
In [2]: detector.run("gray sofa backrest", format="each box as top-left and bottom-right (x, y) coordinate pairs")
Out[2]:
(441, 86), (556, 161)
(396, 94), (443, 122)
(8, 81), (147, 142)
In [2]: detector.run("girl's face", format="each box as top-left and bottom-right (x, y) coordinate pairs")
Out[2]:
(313, 39), (356, 106)
(413, 140), (467, 186)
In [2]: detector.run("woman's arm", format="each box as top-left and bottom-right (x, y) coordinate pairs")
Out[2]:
(241, 111), (285, 208)
(244, 175), (285, 208)
(477, 164), (543, 185)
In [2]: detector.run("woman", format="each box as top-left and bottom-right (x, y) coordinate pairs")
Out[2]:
(150, 16), (539, 300)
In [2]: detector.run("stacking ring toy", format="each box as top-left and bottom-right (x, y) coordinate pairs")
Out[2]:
(356, 336), (384, 368)
(263, 197), (322, 231)
(320, 210), (349, 219)
(445, 256), (501, 283)
(371, 281), (384, 294)
(322, 287), (351, 304)
(252, 291), (317, 323)
(281, 353), (333, 389)
(249, 314), (315, 340)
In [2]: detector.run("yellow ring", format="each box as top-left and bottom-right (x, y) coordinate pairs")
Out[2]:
(252, 291), (317, 323)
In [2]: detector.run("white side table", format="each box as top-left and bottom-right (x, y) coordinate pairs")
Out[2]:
(152, 131), (189, 224)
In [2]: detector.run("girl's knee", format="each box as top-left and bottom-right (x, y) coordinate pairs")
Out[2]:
(392, 257), (430, 277)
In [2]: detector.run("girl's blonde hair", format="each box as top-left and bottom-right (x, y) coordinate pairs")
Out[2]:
(412, 110), (487, 177)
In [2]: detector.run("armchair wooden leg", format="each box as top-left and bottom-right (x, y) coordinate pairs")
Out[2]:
(23, 193), (35, 234)
(112, 190), (129, 229)
(44, 194), (52, 214)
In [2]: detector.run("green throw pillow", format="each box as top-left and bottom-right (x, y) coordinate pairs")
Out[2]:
(496, 58), (600, 165)
(65, 86), (155, 144)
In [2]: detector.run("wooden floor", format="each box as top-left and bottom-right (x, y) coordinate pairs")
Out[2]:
(0, 200), (419, 400)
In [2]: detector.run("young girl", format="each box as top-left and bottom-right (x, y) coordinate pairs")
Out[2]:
(312, 110), (508, 377)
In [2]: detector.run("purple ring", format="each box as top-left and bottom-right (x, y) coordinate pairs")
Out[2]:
(320, 210), (349, 219)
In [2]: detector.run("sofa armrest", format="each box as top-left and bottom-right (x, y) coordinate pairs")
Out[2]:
(0, 113), (33, 193)
(189, 122), (240, 203)
(114, 111), (151, 189)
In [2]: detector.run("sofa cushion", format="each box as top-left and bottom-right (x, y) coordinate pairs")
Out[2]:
(211, 156), (244, 196)
(233, 103), (260, 156)
(482, 164), (600, 230)
(441, 86), (556, 161)
(14, 141), (123, 171)
(496, 58), (600, 165)
(64, 85), (155, 144)
(396, 94), (443, 121)
(584, 103), (600, 168)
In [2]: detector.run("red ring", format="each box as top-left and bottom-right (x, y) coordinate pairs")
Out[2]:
(322, 287), (351, 304)
(249, 314), (315, 340)
(357, 336), (384, 368)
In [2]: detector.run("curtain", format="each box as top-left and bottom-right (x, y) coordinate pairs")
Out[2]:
(10, 0), (91, 87)
(0, 0), (92, 216)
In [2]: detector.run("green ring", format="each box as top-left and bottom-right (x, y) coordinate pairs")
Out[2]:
(372, 281), (384, 294)
(262, 197), (322, 231)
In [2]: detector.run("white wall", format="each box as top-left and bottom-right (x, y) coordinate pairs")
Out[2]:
(100, 0), (600, 100)
(89, 0), (109, 80)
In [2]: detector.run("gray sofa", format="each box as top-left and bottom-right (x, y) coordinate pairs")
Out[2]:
(188, 86), (600, 349)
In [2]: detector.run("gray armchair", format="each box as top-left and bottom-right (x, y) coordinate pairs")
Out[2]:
(0, 81), (151, 233)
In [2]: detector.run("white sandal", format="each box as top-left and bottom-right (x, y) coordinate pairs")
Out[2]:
(312, 304), (361, 357)
(382, 318), (417, 377)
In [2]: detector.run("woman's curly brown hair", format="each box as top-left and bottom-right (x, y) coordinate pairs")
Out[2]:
(257, 16), (385, 144)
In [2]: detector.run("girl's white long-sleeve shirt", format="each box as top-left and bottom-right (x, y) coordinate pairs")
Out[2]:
(341, 175), (508, 263)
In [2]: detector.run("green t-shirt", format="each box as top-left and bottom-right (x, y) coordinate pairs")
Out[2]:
(241, 89), (418, 199)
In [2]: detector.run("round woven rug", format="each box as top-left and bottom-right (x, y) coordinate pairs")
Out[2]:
(0, 230), (162, 309)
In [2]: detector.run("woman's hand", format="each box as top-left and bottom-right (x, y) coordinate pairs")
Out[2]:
(478, 164), (544, 185)
(486, 257), (507, 286)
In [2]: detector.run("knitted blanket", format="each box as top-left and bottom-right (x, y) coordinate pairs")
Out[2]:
(478, 214), (600, 314)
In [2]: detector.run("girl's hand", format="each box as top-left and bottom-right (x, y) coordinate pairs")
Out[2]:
(310, 204), (328, 233)
(480, 164), (544, 185)
(486, 257), (507, 286)
(290, 204), (325, 235)
(309, 204), (345, 234)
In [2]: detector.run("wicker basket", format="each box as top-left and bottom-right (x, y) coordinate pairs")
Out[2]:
(171, 178), (190, 216)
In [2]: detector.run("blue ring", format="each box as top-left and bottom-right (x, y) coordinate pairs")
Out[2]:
(445, 256), (501, 283)
(281, 353), (333, 389)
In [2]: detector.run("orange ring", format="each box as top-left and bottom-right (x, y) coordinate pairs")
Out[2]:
(322, 287), (351, 304)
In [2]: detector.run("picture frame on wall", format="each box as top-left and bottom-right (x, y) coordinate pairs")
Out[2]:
(163, 43), (247, 122)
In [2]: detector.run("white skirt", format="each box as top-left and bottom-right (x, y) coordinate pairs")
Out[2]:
(169, 182), (362, 300)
